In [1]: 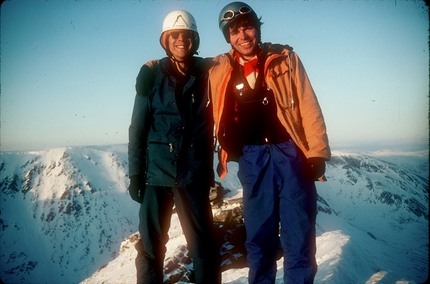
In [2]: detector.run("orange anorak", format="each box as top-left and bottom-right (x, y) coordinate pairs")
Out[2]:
(209, 44), (331, 179)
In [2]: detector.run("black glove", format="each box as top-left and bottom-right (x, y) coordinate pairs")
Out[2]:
(129, 175), (145, 203)
(306, 157), (326, 181)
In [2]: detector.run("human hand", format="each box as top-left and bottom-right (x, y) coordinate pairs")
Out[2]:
(129, 175), (145, 203)
(306, 157), (326, 182)
(263, 42), (293, 53)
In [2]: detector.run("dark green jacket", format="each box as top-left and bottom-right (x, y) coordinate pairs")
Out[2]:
(128, 57), (213, 188)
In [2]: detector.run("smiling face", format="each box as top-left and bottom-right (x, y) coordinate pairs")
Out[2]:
(228, 25), (259, 61)
(167, 29), (194, 62)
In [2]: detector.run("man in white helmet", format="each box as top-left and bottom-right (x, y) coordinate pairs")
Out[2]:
(128, 10), (220, 284)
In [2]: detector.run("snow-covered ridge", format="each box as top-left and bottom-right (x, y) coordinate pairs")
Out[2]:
(1, 145), (139, 283)
(0, 144), (428, 283)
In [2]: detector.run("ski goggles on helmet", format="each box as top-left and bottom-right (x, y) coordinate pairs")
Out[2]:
(169, 30), (194, 40)
(221, 6), (252, 22)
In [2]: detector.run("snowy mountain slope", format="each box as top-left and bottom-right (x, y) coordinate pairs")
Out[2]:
(0, 145), (428, 283)
(0, 145), (140, 283)
(316, 152), (428, 282)
(315, 151), (428, 283)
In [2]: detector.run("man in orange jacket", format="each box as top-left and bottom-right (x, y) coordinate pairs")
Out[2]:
(209, 2), (331, 283)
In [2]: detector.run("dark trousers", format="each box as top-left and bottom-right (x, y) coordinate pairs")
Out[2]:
(238, 141), (318, 284)
(135, 182), (220, 284)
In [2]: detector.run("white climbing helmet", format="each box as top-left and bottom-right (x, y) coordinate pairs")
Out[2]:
(161, 10), (198, 34)
(159, 10), (200, 58)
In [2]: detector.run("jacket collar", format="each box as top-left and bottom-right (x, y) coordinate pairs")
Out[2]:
(160, 56), (204, 77)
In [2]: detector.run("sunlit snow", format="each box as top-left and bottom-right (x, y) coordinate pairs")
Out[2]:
(0, 144), (428, 283)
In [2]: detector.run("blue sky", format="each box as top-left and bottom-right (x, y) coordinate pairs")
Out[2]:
(1, 0), (428, 152)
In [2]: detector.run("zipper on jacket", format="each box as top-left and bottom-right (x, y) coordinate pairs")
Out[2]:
(288, 55), (295, 110)
(169, 143), (173, 152)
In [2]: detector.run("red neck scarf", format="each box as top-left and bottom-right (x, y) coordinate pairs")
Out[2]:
(236, 53), (259, 89)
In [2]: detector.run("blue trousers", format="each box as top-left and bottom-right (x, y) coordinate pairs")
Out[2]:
(238, 141), (317, 284)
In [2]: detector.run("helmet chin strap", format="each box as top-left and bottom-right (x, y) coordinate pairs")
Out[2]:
(160, 31), (199, 75)
(169, 55), (191, 75)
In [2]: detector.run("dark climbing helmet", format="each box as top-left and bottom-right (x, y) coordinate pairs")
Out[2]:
(218, 2), (259, 43)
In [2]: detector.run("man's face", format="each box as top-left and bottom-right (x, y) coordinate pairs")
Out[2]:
(228, 25), (258, 60)
(168, 29), (194, 61)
